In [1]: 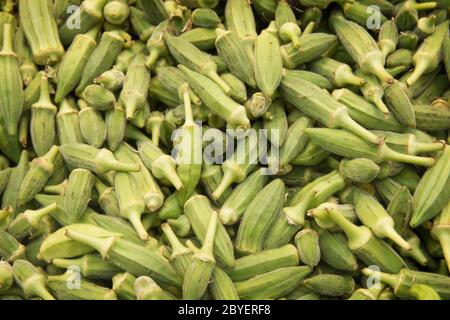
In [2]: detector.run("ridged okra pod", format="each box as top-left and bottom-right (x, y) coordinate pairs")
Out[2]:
(329, 12), (393, 84)
(224, 0), (257, 40)
(65, 227), (182, 288)
(18, 146), (59, 206)
(371, 130), (444, 155)
(303, 274), (355, 298)
(58, 0), (107, 45)
(184, 195), (235, 267)
(179, 65), (249, 130)
(235, 179), (285, 254)
(56, 99), (83, 145)
(59, 143), (140, 175)
(309, 57), (365, 88)
(263, 99), (288, 146)
(12, 259), (54, 300)
(82, 84), (116, 112)
(76, 31), (124, 96)
(209, 267), (239, 300)
(105, 105), (126, 151)
(0, 230), (25, 262)
(95, 67), (125, 92)
(411, 146), (450, 227)
(274, 0), (301, 48)
(304, 128), (435, 167)
(63, 168), (95, 224)
(412, 103), (450, 131)
(77, 98), (107, 148)
(19, 0), (64, 65)
(234, 266), (312, 300)
(338, 158), (380, 183)
(183, 210), (218, 300)
(137, 0), (168, 25)
(294, 227), (320, 268)
(383, 80), (416, 128)
(280, 75), (381, 145)
(0, 24), (24, 136)
(119, 54), (150, 120)
(378, 20), (398, 60)
(129, 7), (155, 43)
(89, 213), (142, 245)
(30, 76), (57, 156)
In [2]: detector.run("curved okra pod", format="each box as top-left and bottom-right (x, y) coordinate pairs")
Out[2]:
(280, 75), (381, 145)
(0, 230), (25, 262)
(59, 143), (140, 175)
(18, 146), (59, 206)
(12, 259), (55, 300)
(431, 202), (450, 272)
(352, 187), (411, 251)
(64, 226), (182, 288)
(329, 12), (393, 84)
(135, 276), (176, 300)
(309, 57), (365, 88)
(19, 0), (64, 65)
(0, 24), (24, 137)
(235, 179), (285, 254)
(184, 195), (235, 267)
(411, 145), (450, 227)
(183, 210), (218, 300)
(179, 65), (250, 130)
(304, 128), (435, 167)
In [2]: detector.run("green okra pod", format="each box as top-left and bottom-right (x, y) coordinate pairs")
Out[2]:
(224, 0), (257, 40)
(294, 227), (321, 268)
(135, 276), (176, 300)
(95, 67), (125, 92)
(137, 0), (168, 25)
(283, 69), (334, 91)
(83, 84), (116, 111)
(56, 99), (83, 145)
(161, 223), (192, 278)
(339, 158), (380, 183)
(371, 130), (444, 155)
(64, 168), (95, 224)
(291, 140), (330, 166)
(112, 272), (136, 300)
(12, 259), (54, 300)
(179, 27), (217, 51)
(105, 105), (126, 151)
(409, 284), (441, 300)
(2, 150), (28, 211)
(19, 0), (64, 65)
(0, 261), (13, 293)
(89, 213), (142, 245)
(275, 0), (301, 48)
(129, 7), (154, 42)
(412, 103), (450, 131)
(378, 20), (398, 60)
(303, 274), (355, 298)
(209, 267), (239, 300)
(0, 230), (25, 262)
(309, 57), (365, 88)
(200, 164), (232, 206)
(431, 202), (450, 272)
(384, 80), (416, 128)
(77, 99), (107, 148)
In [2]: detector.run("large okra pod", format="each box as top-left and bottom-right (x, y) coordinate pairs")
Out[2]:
(283, 69), (334, 90)
(55, 27), (98, 103)
(234, 266), (312, 300)
(235, 179), (285, 254)
(19, 0), (64, 65)
(263, 99), (288, 146)
(89, 213), (142, 245)
(411, 146), (450, 227)
(0, 261), (13, 292)
(156, 66), (201, 107)
(280, 76), (381, 145)
(305, 128), (435, 167)
(184, 195), (235, 267)
(58, 0), (107, 45)
(329, 12), (393, 84)
(0, 24), (24, 136)
(119, 54), (150, 120)
(76, 31), (124, 96)
(294, 226), (320, 268)
(30, 76), (57, 156)
(105, 105), (126, 151)
(303, 274), (355, 298)
(65, 227), (182, 288)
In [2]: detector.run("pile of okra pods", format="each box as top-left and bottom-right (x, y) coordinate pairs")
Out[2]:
(0, 0), (449, 301)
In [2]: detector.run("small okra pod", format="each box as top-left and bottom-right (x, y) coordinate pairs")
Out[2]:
(308, 202), (357, 231)
(12, 259), (54, 300)
(55, 27), (99, 103)
(329, 12), (393, 84)
(0, 261), (14, 293)
(157, 191), (183, 221)
(52, 253), (122, 280)
(431, 202), (450, 272)
(184, 195), (235, 268)
(325, 207), (408, 274)
(64, 227), (182, 288)
(378, 20), (398, 60)
(179, 27), (218, 52)
(78, 99), (107, 148)
(0, 230), (25, 262)
(383, 80), (416, 128)
(280, 33), (338, 69)
(200, 164), (232, 206)
(2, 150), (28, 212)
(209, 267), (239, 300)
(386, 49), (413, 69)
(76, 30), (125, 96)
(112, 272), (136, 300)
(339, 158), (380, 183)
(254, 28), (283, 99)
(280, 75), (381, 145)
(244, 92), (271, 119)
(19, 0), (64, 65)
(347, 284), (386, 300)
(398, 30), (419, 50)
(119, 54), (150, 120)
(47, 269), (117, 300)
(304, 128), (435, 167)
(103, 0), (129, 25)
(224, 0), (257, 40)
(168, 215), (191, 238)
(129, 7), (155, 43)
(138, 141), (183, 190)
(95, 67), (125, 92)
(59, 143), (140, 175)
(164, 33), (230, 94)
(234, 266), (312, 300)
(135, 276), (176, 300)
(294, 227), (321, 268)
(352, 187), (411, 251)
(56, 99), (83, 145)
(407, 21), (449, 86)
(58, 0), (108, 46)
(235, 179), (285, 254)
(411, 145), (450, 227)
(215, 28), (257, 88)
(309, 57), (365, 88)
(332, 88), (403, 132)
(303, 274), (355, 298)
(0, 24), (24, 136)
(64, 168), (95, 224)
(183, 211), (218, 300)
(191, 9), (220, 28)
(137, 0), (168, 25)
(386, 186), (413, 237)
(83, 84), (116, 111)
(7, 203), (57, 241)
(341, 1), (387, 26)
(362, 268), (450, 300)
(18, 146), (60, 206)
(161, 223), (192, 278)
